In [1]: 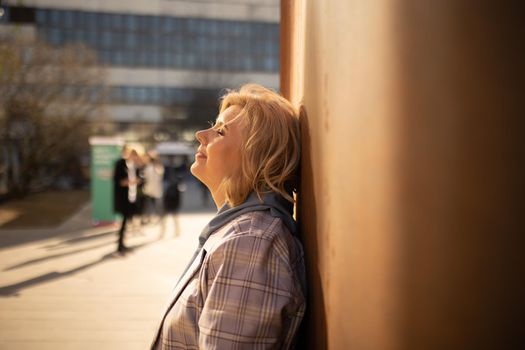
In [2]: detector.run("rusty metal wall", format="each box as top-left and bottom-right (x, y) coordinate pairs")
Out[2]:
(281, 1), (524, 349)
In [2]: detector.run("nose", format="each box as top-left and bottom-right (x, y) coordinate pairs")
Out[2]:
(195, 129), (207, 145)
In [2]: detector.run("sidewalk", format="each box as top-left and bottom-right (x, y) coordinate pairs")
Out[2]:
(0, 185), (215, 349)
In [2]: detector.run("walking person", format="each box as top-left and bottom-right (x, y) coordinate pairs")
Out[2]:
(143, 151), (165, 224)
(151, 84), (306, 349)
(113, 146), (141, 254)
(162, 158), (182, 237)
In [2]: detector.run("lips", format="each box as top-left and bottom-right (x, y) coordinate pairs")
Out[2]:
(195, 151), (207, 159)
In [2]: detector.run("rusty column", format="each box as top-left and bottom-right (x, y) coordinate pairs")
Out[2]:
(282, 0), (524, 349)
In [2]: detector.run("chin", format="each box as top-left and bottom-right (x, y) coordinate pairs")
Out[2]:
(190, 163), (204, 181)
(190, 162), (199, 175)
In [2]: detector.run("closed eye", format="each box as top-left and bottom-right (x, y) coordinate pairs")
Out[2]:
(209, 120), (226, 136)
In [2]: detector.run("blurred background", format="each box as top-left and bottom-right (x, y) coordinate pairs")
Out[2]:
(0, 0), (279, 206)
(0, 1), (281, 348)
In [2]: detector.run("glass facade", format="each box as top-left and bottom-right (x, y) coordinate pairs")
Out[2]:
(34, 9), (280, 72)
(110, 86), (223, 106)
(2, 5), (280, 128)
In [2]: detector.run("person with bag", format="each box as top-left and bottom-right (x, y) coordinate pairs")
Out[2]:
(113, 147), (141, 253)
(142, 151), (165, 224)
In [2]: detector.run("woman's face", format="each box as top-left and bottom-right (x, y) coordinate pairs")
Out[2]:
(191, 105), (244, 192)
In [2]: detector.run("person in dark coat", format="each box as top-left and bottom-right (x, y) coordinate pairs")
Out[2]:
(113, 147), (141, 253)
(161, 157), (182, 237)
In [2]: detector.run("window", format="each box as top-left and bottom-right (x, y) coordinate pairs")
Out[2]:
(263, 56), (273, 71)
(152, 16), (161, 31)
(233, 22), (242, 37)
(152, 88), (162, 103)
(162, 52), (172, 67)
(273, 56), (280, 71)
(125, 34), (136, 49)
(174, 54), (183, 67)
(126, 15), (137, 31)
(209, 21), (218, 35)
(144, 52), (151, 66)
(129, 87), (138, 102)
(63, 30), (73, 44)
(137, 52), (147, 66)
(35, 9), (46, 25)
(63, 11), (73, 27)
(196, 37), (206, 54)
(121, 51), (131, 66)
(49, 28), (61, 46)
(111, 87), (121, 102)
(254, 57), (263, 71)
(151, 34), (160, 50)
(87, 31), (98, 47)
(139, 87), (148, 103)
(162, 89), (172, 104)
(113, 14), (123, 29)
(219, 21), (228, 35)
(50, 11), (59, 26)
(76, 12), (86, 27)
(101, 32), (111, 48)
(173, 18), (182, 31)
(174, 35), (184, 51)
(163, 17), (173, 32)
(187, 19), (196, 33)
(162, 35), (172, 50)
(123, 87), (133, 102)
(86, 12), (96, 28)
(99, 51), (111, 64)
(137, 15), (148, 31)
(242, 57), (252, 71)
(265, 40), (273, 55)
(178, 90), (192, 104)
(114, 51), (124, 65)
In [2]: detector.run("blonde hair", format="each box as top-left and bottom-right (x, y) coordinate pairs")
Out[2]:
(218, 84), (300, 207)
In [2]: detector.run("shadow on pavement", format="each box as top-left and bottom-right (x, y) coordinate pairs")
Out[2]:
(42, 230), (118, 250)
(3, 241), (116, 271)
(0, 239), (159, 297)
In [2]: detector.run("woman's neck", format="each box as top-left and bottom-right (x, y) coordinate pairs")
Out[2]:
(211, 189), (226, 210)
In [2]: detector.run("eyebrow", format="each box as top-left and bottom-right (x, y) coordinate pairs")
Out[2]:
(214, 120), (229, 129)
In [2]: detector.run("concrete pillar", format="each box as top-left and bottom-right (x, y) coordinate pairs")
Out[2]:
(281, 1), (524, 349)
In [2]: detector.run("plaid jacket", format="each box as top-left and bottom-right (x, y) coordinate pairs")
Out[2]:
(151, 211), (306, 349)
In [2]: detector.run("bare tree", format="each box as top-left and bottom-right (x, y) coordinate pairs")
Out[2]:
(0, 34), (109, 195)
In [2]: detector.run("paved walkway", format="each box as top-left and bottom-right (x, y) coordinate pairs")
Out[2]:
(0, 183), (215, 349)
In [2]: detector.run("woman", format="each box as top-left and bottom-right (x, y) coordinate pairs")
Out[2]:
(151, 84), (306, 349)
(113, 147), (141, 253)
(142, 151), (165, 224)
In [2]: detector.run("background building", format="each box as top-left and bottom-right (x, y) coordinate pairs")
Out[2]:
(0, 0), (280, 142)
(0, 0), (279, 195)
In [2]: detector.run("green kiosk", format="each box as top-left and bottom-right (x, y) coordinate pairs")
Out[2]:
(89, 137), (123, 225)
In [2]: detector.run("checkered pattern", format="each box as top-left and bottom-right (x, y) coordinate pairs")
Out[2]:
(154, 211), (306, 349)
